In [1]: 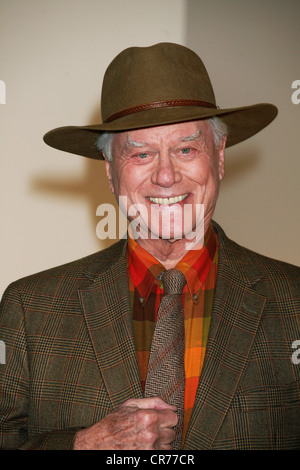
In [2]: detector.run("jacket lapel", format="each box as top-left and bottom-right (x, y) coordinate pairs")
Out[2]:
(184, 225), (267, 449)
(78, 241), (143, 410)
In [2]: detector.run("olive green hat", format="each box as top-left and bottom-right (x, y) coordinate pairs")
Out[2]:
(43, 42), (278, 159)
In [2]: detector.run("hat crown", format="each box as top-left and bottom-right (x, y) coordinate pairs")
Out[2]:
(101, 42), (216, 123)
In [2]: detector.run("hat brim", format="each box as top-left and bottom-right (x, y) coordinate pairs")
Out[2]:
(43, 103), (278, 160)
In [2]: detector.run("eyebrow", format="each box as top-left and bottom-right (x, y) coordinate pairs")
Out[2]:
(122, 124), (203, 152)
(178, 125), (202, 142)
(125, 134), (147, 148)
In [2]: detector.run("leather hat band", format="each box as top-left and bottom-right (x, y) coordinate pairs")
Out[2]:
(104, 99), (217, 123)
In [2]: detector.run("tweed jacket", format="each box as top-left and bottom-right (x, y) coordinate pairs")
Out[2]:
(0, 222), (299, 450)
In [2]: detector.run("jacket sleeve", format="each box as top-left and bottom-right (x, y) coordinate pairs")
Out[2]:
(0, 283), (80, 450)
(18, 428), (80, 450)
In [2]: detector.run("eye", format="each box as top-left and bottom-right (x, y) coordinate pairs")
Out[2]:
(180, 147), (191, 154)
(137, 152), (149, 159)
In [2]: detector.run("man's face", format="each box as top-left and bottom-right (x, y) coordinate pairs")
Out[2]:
(105, 120), (226, 245)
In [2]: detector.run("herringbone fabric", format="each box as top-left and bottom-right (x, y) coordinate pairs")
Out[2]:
(144, 269), (186, 449)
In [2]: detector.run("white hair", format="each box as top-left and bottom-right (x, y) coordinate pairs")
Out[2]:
(208, 116), (229, 147)
(95, 116), (228, 161)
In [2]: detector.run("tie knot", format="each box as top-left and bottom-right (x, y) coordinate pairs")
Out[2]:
(160, 269), (186, 295)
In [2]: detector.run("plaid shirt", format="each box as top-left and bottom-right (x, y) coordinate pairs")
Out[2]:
(127, 225), (219, 439)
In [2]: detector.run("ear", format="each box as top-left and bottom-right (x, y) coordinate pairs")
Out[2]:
(218, 136), (226, 181)
(104, 158), (115, 194)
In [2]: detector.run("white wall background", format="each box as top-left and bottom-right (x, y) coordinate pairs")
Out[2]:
(0, 0), (299, 297)
(0, 0), (186, 296)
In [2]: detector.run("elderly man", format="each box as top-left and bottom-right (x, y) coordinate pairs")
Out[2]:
(0, 43), (299, 450)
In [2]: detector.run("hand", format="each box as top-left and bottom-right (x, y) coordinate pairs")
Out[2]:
(73, 396), (178, 450)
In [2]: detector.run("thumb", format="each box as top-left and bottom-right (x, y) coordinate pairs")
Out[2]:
(121, 396), (177, 411)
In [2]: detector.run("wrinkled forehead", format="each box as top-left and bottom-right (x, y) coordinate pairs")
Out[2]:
(114, 119), (212, 149)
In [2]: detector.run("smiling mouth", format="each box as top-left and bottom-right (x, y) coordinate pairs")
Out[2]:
(148, 194), (188, 205)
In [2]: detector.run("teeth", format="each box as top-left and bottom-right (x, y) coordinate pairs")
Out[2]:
(149, 194), (188, 205)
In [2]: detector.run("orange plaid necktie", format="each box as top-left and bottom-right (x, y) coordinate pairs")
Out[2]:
(144, 269), (186, 449)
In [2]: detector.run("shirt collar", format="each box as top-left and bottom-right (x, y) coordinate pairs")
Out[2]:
(127, 224), (218, 303)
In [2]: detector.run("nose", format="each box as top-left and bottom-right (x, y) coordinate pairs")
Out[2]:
(150, 153), (182, 187)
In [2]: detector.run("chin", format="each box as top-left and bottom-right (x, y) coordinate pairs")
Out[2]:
(147, 224), (185, 242)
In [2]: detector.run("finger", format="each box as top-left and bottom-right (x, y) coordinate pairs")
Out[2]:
(157, 426), (176, 445)
(150, 397), (178, 411)
(122, 396), (177, 411)
(158, 444), (173, 450)
(158, 408), (178, 428)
